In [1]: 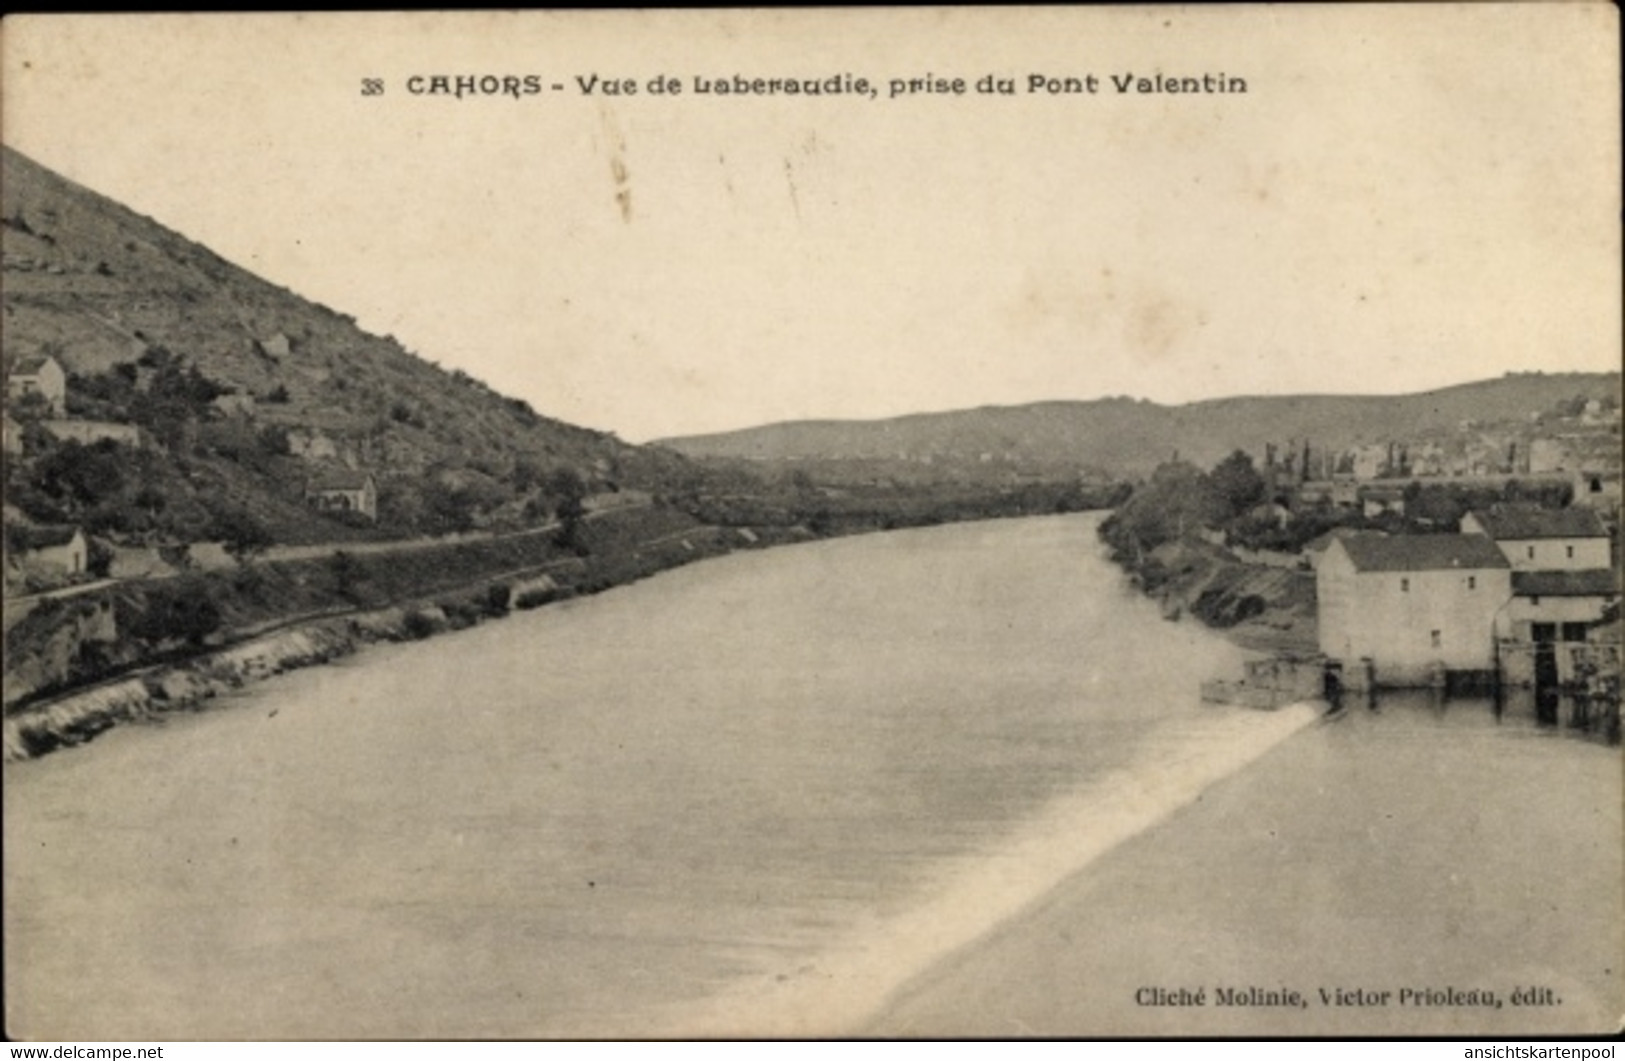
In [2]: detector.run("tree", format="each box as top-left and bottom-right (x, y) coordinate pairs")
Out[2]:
(511, 458), (545, 493)
(1101, 460), (1229, 556)
(1209, 449), (1266, 519)
(9, 390), (53, 421)
(133, 485), (168, 521)
(328, 550), (366, 604)
(129, 582), (221, 646)
(210, 505), (274, 561)
(419, 479), (478, 535)
(544, 467), (588, 523)
(86, 537), (115, 578)
(256, 425), (291, 457)
(32, 440), (126, 506)
(788, 468), (817, 495)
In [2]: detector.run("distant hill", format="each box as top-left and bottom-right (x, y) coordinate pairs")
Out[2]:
(1, 146), (700, 544)
(658, 374), (1623, 480)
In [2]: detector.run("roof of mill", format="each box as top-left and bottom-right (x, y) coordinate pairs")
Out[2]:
(1304, 526), (1377, 554)
(1511, 569), (1622, 598)
(1334, 532), (1511, 573)
(1466, 505), (1608, 540)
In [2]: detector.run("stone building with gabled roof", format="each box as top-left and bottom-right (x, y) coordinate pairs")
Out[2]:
(304, 470), (377, 521)
(1303, 526), (1378, 572)
(5, 524), (88, 582)
(1461, 505), (1610, 570)
(1497, 562), (1620, 652)
(1496, 566), (1623, 690)
(1317, 532), (1512, 686)
(5, 353), (66, 416)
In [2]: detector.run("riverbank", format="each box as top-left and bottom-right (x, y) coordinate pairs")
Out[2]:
(2, 505), (813, 761)
(5, 496), (1128, 762)
(1114, 533), (1318, 657)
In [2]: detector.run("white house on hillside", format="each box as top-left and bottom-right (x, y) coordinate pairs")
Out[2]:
(6, 525), (88, 581)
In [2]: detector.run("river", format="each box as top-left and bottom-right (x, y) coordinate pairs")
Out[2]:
(4, 514), (1618, 1038)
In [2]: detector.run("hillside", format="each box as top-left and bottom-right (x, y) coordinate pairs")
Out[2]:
(658, 375), (1623, 480)
(1, 146), (701, 546)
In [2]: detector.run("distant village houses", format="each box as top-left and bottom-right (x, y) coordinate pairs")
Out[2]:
(1345, 444), (1390, 481)
(1528, 438), (1573, 475)
(1296, 478), (1359, 509)
(1359, 485), (1407, 519)
(1572, 471), (1622, 517)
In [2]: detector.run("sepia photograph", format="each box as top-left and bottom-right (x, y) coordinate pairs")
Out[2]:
(2, 8), (1620, 1042)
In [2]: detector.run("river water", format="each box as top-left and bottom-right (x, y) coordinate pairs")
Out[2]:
(4, 514), (1618, 1038)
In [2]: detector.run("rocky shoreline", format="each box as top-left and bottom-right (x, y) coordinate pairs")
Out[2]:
(3, 512), (793, 761)
(8, 609), (414, 761)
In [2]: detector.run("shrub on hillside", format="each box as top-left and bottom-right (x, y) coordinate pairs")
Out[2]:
(482, 583), (512, 615)
(125, 582), (222, 646)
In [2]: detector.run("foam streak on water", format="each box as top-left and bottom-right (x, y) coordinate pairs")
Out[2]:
(665, 702), (1323, 1038)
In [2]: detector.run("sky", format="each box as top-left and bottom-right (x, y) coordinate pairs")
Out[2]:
(1, 9), (1619, 442)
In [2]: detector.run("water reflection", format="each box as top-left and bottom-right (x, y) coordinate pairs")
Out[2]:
(1331, 684), (1621, 746)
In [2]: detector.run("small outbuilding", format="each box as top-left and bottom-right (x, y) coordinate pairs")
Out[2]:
(305, 471), (378, 521)
(1461, 505), (1611, 570)
(6, 354), (67, 416)
(6, 524), (89, 578)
